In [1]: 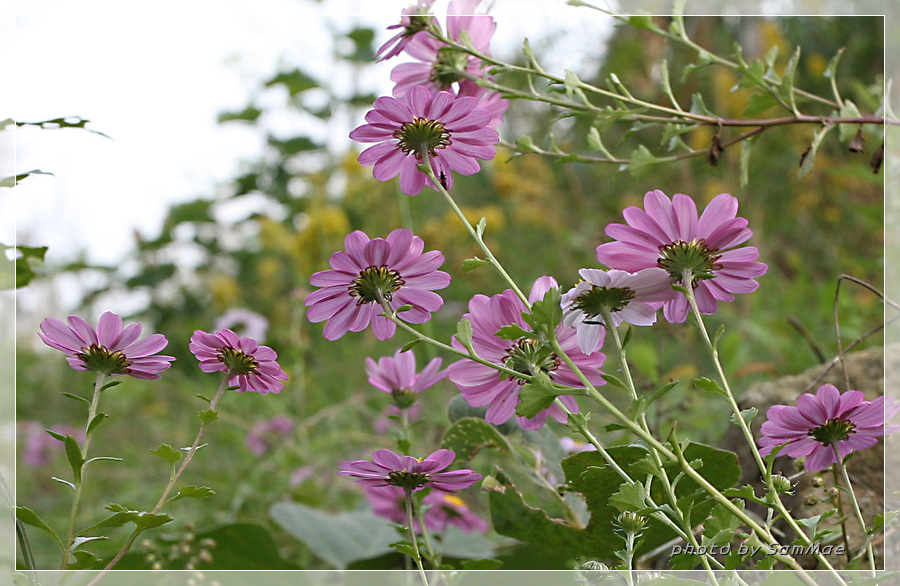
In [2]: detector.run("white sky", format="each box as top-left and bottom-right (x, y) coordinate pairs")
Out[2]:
(6, 0), (607, 274)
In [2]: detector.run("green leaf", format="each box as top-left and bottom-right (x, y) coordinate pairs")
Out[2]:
(390, 541), (419, 559)
(693, 377), (727, 397)
(62, 392), (92, 406)
(132, 512), (173, 531)
(737, 58), (767, 89)
(515, 372), (559, 419)
(495, 324), (531, 340)
(563, 69), (580, 98)
(515, 135), (539, 153)
(461, 256), (490, 272)
(476, 217), (487, 238)
(626, 12), (657, 31)
(99, 380), (121, 392)
(0, 169), (53, 188)
(779, 47), (801, 112)
(165, 485), (216, 504)
(798, 124), (834, 178)
(645, 380), (679, 408)
(609, 482), (648, 513)
(268, 135), (319, 156)
(600, 373), (628, 391)
(456, 318), (474, 353)
(12, 245), (48, 288)
(86, 413), (108, 435)
(217, 105), (262, 123)
(62, 435), (84, 483)
(689, 93), (714, 116)
(729, 407), (758, 427)
(15, 506), (65, 551)
(399, 339), (421, 353)
(527, 287), (562, 333)
(150, 443), (182, 466)
(198, 409), (219, 425)
(441, 417), (513, 460)
(626, 145), (663, 179)
(271, 502), (399, 569)
(68, 549), (101, 570)
(265, 68), (318, 95)
(837, 99), (862, 142)
(743, 92), (781, 117)
(76, 511), (139, 536)
(702, 500), (744, 546)
(740, 135), (755, 188)
(51, 477), (76, 491)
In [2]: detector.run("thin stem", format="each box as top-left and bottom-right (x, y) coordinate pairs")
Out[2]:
(87, 374), (232, 586)
(830, 464), (853, 563)
(405, 488), (430, 586)
(416, 158), (530, 307)
(832, 445), (877, 576)
(60, 372), (107, 571)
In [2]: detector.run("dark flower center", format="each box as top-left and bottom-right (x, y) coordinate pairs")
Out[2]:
(657, 239), (721, 284)
(218, 346), (260, 376)
(349, 265), (406, 305)
(572, 284), (636, 319)
(429, 48), (470, 90)
(388, 469), (430, 490)
(808, 418), (857, 445)
(504, 339), (560, 383)
(394, 117), (451, 160)
(76, 344), (130, 375)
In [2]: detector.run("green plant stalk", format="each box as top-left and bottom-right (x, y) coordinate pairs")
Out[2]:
(86, 374), (232, 586)
(830, 463), (853, 563)
(405, 488), (430, 586)
(832, 444), (877, 575)
(416, 160), (530, 307)
(60, 371), (107, 572)
(677, 270), (845, 579)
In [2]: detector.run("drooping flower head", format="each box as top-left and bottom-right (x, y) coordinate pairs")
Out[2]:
(375, 0), (437, 62)
(562, 268), (676, 354)
(390, 0), (496, 96)
(363, 484), (488, 534)
(448, 277), (606, 430)
(340, 448), (481, 492)
(595, 190), (767, 323)
(305, 228), (451, 340)
(366, 348), (447, 408)
(350, 86), (498, 195)
(38, 311), (174, 379)
(189, 329), (288, 394)
(758, 384), (900, 472)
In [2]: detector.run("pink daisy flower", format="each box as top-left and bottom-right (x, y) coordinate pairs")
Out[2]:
(758, 384), (900, 472)
(305, 228), (451, 341)
(595, 190), (768, 323)
(189, 328), (288, 394)
(245, 415), (294, 456)
(349, 86), (498, 195)
(561, 267), (676, 354)
(448, 276), (606, 430)
(38, 311), (174, 379)
(340, 448), (481, 492)
(375, 0), (436, 62)
(390, 0), (496, 97)
(366, 348), (447, 408)
(363, 485), (488, 534)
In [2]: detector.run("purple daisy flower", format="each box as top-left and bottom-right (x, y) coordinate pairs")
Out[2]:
(363, 485), (488, 534)
(38, 311), (174, 379)
(562, 267), (676, 354)
(366, 348), (446, 408)
(595, 190), (767, 323)
(340, 448), (481, 492)
(375, 0), (436, 62)
(305, 228), (451, 341)
(758, 384), (900, 472)
(448, 276), (606, 430)
(349, 86), (498, 195)
(390, 0), (496, 97)
(189, 328), (288, 394)
(245, 415), (294, 456)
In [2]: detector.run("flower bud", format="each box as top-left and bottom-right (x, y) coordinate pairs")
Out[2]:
(771, 474), (793, 494)
(616, 511), (646, 535)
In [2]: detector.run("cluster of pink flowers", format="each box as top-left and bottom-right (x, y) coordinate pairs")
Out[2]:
(351, 0), (506, 195)
(39, 312), (288, 395)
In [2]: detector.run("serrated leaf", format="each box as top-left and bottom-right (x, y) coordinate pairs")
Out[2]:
(76, 511), (139, 536)
(609, 482), (648, 513)
(15, 506), (65, 551)
(693, 377), (727, 397)
(528, 287), (562, 333)
(702, 500), (744, 546)
(495, 324), (531, 340)
(515, 372), (558, 419)
(737, 59), (767, 89)
(627, 145), (663, 179)
(151, 443), (182, 465)
(563, 69), (580, 98)
(198, 409), (219, 425)
(165, 485), (216, 504)
(461, 257), (489, 272)
(743, 92), (781, 117)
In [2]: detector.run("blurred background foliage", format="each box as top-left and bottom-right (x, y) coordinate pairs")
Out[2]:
(17, 7), (884, 570)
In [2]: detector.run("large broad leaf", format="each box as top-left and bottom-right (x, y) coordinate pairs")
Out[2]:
(487, 443), (740, 565)
(270, 501), (398, 569)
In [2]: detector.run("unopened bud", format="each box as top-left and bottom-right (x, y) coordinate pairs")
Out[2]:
(616, 511), (646, 535)
(771, 474), (793, 494)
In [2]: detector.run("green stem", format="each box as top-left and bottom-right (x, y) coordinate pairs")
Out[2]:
(832, 444), (877, 575)
(678, 271), (845, 580)
(405, 488), (430, 586)
(416, 158), (530, 307)
(86, 374), (232, 586)
(60, 372), (107, 572)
